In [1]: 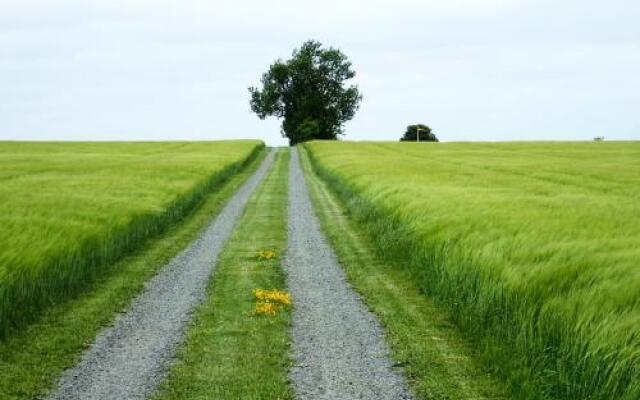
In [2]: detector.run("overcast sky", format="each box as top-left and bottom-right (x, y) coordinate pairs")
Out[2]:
(1, 0), (639, 145)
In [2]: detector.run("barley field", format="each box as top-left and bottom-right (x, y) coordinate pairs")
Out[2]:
(303, 141), (640, 400)
(0, 141), (262, 336)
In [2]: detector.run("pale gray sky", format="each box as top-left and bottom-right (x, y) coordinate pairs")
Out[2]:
(1, 0), (639, 145)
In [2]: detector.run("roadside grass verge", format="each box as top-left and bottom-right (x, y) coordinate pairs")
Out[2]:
(0, 149), (266, 400)
(0, 141), (262, 336)
(302, 141), (640, 400)
(299, 146), (510, 399)
(154, 148), (292, 400)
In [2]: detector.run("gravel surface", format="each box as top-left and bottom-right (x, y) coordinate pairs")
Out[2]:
(48, 149), (275, 400)
(286, 148), (412, 400)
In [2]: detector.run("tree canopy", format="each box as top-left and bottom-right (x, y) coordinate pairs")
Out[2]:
(400, 124), (438, 142)
(249, 40), (362, 146)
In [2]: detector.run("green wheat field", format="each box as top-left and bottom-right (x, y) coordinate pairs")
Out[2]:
(304, 141), (640, 400)
(0, 141), (262, 336)
(1, 140), (638, 400)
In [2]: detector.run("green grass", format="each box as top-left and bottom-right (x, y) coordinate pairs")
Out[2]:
(303, 141), (640, 400)
(299, 147), (510, 399)
(155, 148), (292, 400)
(0, 140), (262, 336)
(0, 145), (266, 400)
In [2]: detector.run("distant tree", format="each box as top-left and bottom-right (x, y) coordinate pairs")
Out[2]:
(594, 136), (605, 141)
(400, 124), (438, 142)
(249, 40), (362, 146)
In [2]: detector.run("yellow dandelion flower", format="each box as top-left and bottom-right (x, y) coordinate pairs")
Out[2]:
(252, 289), (291, 305)
(256, 250), (277, 261)
(254, 302), (277, 316)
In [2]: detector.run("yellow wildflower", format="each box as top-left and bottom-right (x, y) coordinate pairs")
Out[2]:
(256, 250), (277, 261)
(251, 288), (292, 316)
(252, 289), (291, 305)
(253, 302), (277, 316)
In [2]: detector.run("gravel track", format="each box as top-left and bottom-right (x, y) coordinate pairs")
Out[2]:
(48, 149), (275, 400)
(286, 148), (412, 400)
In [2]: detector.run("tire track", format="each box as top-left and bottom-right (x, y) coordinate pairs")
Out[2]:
(49, 149), (275, 400)
(285, 147), (412, 400)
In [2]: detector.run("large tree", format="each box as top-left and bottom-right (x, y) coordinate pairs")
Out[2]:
(249, 40), (362, 146)
(400, 124), (438, 142)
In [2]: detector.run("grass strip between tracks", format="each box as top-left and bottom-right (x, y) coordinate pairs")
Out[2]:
(155, 148), (292, 400)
